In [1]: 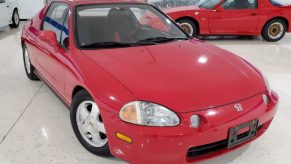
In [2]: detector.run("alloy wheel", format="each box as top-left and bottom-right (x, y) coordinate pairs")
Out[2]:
(268, 22), (284, 40)
(180, 22), (194, 36)
(24, 48), (31, 74)
(14, 11), (19, 25)
(76, 101), (107, 148)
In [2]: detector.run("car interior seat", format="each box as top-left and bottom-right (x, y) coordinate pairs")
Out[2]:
(234, 0), (251, 9)
(106, 8), (136, 42)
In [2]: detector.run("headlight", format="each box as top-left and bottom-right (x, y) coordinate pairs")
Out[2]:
(263, 74), (271, 94)
(119, 101), (180, 127)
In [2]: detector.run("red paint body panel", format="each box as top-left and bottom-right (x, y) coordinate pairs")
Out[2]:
(164, 0), (291, 35)
(21, 0), (279, 163)
(103, 91), (278, 164)
(82, 40), (266, 113)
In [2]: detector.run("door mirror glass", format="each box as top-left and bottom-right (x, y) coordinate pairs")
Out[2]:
(39, 31), (59, 51)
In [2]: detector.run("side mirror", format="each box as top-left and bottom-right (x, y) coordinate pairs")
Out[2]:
(39, 31), (59, 51)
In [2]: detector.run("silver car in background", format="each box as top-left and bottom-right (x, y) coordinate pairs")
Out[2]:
(0, 0), (19, 28)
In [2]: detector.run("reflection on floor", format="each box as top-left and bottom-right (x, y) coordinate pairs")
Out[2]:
(0, 23), (290, 164)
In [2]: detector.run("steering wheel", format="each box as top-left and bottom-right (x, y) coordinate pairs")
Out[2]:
(129, 25), (151, 41)
(130, 25), (167, 42)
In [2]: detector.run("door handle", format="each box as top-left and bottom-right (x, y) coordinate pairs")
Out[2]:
(251, 13), (257, 16)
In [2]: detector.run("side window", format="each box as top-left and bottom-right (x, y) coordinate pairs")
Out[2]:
(43, 3), (69, 44)
(222, 0), (258, 10)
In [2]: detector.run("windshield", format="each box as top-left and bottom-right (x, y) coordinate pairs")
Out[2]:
(270, 0), (291, 6)
(76, 4), (188, 49)
(198, 0), (222, 9)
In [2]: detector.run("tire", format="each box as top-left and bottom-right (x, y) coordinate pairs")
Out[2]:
(70, 90), (111, 157)
(9, 9), (20, 28)
(22, 45), (40, 81)
(262, 19), (287, 42)
(178, 19), (197, 37)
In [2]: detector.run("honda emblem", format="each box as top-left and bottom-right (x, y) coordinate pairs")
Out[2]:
(234, 104), (244, 112)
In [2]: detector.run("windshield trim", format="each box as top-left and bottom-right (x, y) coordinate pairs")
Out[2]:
(73, 3), (190, 50)
(79, 40), (193, 50)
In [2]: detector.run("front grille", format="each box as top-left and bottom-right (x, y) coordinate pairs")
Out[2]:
(187, 125), (263, 158)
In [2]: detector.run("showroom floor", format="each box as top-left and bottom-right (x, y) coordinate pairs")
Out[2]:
(0, 23), (290, 164)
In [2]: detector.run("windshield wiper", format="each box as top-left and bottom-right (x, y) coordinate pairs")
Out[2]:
(80, 42), (132, 49)
(80, 38), (188, 48)
(137, 37), (188, 44)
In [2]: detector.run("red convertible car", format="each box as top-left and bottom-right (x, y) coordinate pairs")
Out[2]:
(164, 0), (291, 42)
(21, 0), (279, 163)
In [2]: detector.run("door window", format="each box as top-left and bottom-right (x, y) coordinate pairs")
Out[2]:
(222, 0), (258, 10)
(270, 0), (291, 6)
(43, 3), (69, 44)
(198, 0), (221, 9)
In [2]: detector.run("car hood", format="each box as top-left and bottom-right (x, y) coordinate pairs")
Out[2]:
(82, 40), (266, 113)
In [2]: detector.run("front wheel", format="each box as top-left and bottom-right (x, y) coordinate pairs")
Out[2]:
(178, 19), (197, 37)
(9, 9), (20, 28)
(262, 19), (287, 42)
(70, 90), (111, 157)
(22, 45), (39, 81)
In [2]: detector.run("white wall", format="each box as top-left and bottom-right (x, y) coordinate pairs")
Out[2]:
(19, 0), (45, 19)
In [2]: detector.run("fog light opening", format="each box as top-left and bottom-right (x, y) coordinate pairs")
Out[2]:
(190, 115), (200, 128)
(116, 132), (133, 144)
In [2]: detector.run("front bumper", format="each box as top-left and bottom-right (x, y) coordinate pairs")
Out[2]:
(101, 91), (279, 164)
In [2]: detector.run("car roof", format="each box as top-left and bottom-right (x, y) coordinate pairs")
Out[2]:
(51, 0), (146, 5)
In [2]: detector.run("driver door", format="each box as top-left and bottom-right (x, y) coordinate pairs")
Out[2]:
(0, 0), (10, 27)
(209, 0), (260, 34)
(38, 2), (70, 97)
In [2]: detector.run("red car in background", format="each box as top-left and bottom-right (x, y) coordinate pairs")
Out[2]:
(164, 0), (291, 42)
(21, 0), (279, 163)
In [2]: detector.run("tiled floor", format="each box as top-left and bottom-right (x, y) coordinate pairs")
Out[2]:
(0, 24), (290, 164)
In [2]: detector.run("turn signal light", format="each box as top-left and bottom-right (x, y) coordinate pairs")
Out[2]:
(263, 94), (269, 105)
(116, 133), (133, 143)
(119, 103), (139, 124)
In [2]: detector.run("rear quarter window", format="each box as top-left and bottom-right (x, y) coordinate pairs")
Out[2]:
(270, 0), (291, 6)
(78, 8), (111, 17)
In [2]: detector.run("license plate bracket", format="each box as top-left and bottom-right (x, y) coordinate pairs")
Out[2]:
(228, 120), (259, 148)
